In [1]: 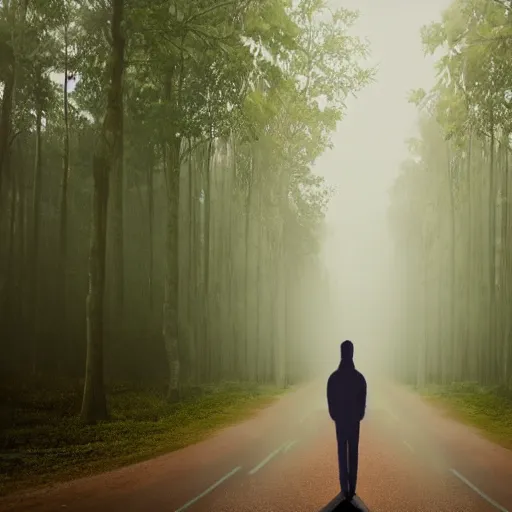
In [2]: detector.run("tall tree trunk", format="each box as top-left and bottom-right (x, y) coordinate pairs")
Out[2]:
(81, 0), (125, 424)
(204, 139), (213, 294)
(488, 117), (496, 384)
(59, 22), (71, 371)
(445, 146), (456, 381)
(0, 0), (28, 227)
(163, 137), (181, 401)
(16, 141), (26, 334)
(466, 134), (476, 380)
(477, 142), (487, 383)
(29, 95), (43, 376)
(227, 136), (238, 378)
(0, 40), (15, 208)
(273, 168), (287, 387)
(255, 154), (264, 382)
(244, 150), (255, 380)
(6, 155), (17, 305)
(505, 143), (512, 388)
(203, 137), (213, 382)
(147, 153), (154, 311)
(499, 139), (509, 386)
(177, 141), (190, 382)
(110, 119), (124, 317)
(186, 139), (197, 383)
(223, 141), (235, 378)
(195, 145), (207, 382)
(162, 59), (183, 399)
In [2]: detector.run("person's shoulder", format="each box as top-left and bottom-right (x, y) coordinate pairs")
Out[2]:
(354, 369), (366, 382)
(327, 370), (339, 383)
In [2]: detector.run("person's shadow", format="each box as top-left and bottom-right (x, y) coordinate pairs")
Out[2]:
(318, 493), (369, 511)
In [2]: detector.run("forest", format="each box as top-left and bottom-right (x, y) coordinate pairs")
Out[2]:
(0, 0), (372, 426)
(388, 0), (512, 390)
(2, 0), (512, 501)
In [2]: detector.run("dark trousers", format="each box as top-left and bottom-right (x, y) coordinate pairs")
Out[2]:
(335, 422), (360, 497)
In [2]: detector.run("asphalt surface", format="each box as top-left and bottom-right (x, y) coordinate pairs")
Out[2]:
(1, 378), (511, 512)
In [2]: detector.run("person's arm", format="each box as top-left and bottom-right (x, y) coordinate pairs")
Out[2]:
(327, 375), (336, 421)
(359, 375), (367, 421)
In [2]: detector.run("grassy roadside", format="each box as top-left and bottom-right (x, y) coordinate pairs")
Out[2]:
(0, 381), (287, 497)
(418, 382), (512, 450)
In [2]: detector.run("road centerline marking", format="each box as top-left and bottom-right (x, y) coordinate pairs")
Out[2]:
(284, 439), (298, 452)
(450, 468), (509, 512)
(175, 466), (241, 512)
(248, 441), (290, 475)
(403, 440), (414, 453)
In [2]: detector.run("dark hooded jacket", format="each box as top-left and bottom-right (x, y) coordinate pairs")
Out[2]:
(327, 342), (367, 427)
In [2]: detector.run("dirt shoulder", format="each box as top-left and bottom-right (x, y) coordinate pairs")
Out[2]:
(417, 382), (512, 451)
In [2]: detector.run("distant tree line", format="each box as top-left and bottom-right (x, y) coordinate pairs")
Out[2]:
(389, 0), (512, 389)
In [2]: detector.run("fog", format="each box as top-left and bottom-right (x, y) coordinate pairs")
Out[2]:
(314, 0), (450, 379)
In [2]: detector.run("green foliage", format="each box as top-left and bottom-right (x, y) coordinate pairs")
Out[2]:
(408, 88), (427, 107)
(421, 0), (512, 135)
(422, 385), (512, 450)
(0, 382), (285, 496)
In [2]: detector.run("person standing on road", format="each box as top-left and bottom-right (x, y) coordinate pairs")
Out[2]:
(327, 340), (367, 503)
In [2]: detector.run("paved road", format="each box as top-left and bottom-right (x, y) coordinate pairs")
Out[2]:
(1, 378), (511, 512)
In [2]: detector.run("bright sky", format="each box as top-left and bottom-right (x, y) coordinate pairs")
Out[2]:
(314, 0), (450, 358)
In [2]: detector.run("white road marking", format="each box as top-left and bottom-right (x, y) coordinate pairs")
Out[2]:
(284, 439), (298, 452)
(249, 441), (290, 475)
(450, 469), (509, 512)
(300, 406), (327, 424)
(175, 466), (241, 512)
(299, 411), (312, 424)
(403, 440), (414, 453)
